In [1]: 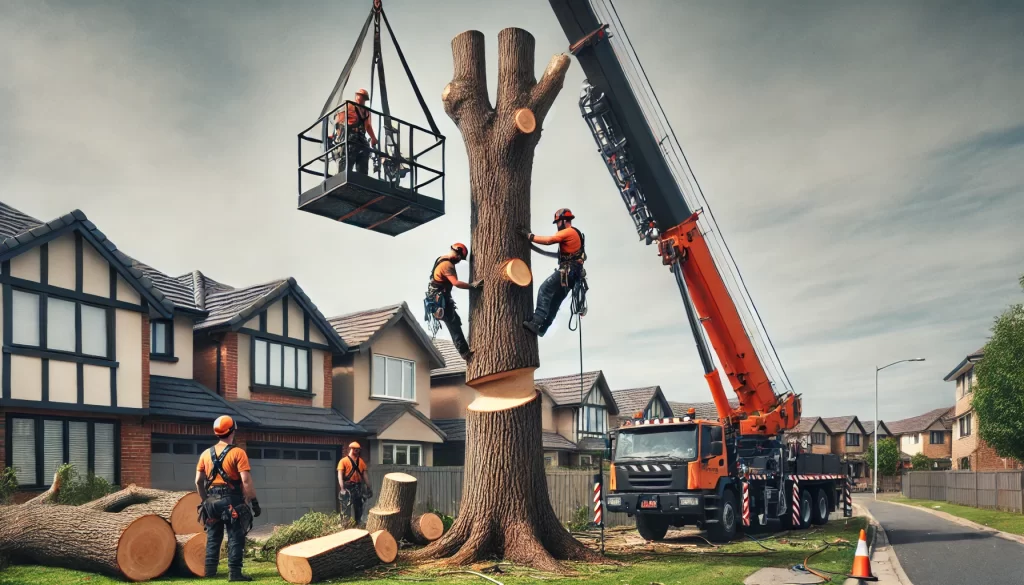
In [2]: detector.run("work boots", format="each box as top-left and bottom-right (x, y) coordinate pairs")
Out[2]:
(229, 571), (253, 582)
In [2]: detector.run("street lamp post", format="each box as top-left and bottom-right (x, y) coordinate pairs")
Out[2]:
(875, 358), (926, 499)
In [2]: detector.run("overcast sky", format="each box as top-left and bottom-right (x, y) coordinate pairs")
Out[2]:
(2, 0), (1022, 421)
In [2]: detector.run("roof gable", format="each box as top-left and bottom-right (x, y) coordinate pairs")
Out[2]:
(329, 302), (444, 369)
(535, 371), (619, 414)
(359, 402), (446, 442)
(431, 339), (466, 377)
(611, 386), (668, 417)
(943, 347), (985, 381)
(821, 415), (865, 435)
(887, 406), (956, 434)
(0, 203), (174, 318)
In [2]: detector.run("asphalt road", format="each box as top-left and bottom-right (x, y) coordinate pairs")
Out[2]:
(861, 497), (1024, 585)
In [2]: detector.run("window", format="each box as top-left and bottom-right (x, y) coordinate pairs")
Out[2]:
(253, 338), (309, 391)
(578, 454), (593, 467)
(372, 355), (415, 400)
(150, 319), (173, 357)
(845, 433), (860, 447)
(645, 400), (664, 419)
(958, 413), (972, 437)
(381, 443), (421, 466)
(7, 415), (117, 487)
(913, 434), (920, 444)
(930, 431), (944, 444)
(959, 457), (971, 470)
(10, 290), (109, 358)
(577, 405), (607, 437)
(965, 370), (974, 394)
(544, 456), (554, 467)
(811, 432), (826, 445)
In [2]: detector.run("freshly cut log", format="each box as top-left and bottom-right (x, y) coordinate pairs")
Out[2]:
(0, 506), (175, 581)
(276, 528), (380, 584)
(172, 533), (207, 577)
(408, 513), (445, 545)
(370, 529), (397, 563)
(121, 492), (203, 534)
(365, 510), (409, 542)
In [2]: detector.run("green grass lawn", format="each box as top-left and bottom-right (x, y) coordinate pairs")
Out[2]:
(891, 496), (1024, 536)
(0, 517), (864, 585)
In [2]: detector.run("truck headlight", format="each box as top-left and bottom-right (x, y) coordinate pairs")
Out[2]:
(606, 496), (623, 506)
(678, 496), (699, 507)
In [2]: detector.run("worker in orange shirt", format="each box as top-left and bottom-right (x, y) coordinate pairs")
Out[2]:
(523, 208), (587, 336)
(426, 242), (482, 361)
(195, 415), (260, 582)
(329, 88), (379, 176)
(337, 442), (372, 525)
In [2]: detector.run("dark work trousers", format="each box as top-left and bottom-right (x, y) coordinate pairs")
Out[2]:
(204, 492), (247, 576)
(346, 136), (370, 175)
(441, 292), (470, 359)
(529, 269), (577, 335)
(345, 482), (366, 524)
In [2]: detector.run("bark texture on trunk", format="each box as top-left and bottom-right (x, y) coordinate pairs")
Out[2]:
(121, 492), (202, 534)
(408, 513), (444, 545)
(408, 27), (597, 572)
(172, 533), (207, 577)
(276, 528), (380, 584)
(0, 506), (176, 581)
(79, 485), (170, 512)
(365, 473), (416, 541)
(365, 510), (409, 543)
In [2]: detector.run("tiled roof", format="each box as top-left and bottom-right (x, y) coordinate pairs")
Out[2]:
(431, 339), (466, 377)
(821, 416), (864, 434)
(788, 416), (828, 435)
(536, 371), (609, 408)
(577, 437), (606, 452)
(543, 432), (578, 452)
(611, 387), (660, 416)
(887, 407), (956, 435)
(198, 277), (288, 330)
(357, 402), (446, 440)
(0, 202), (174, 317)
(669, 400), (739, 420)
(328, 303), (445, 368)
(861, 421), (891, 436)
(149, 376), (258, 425)
(944, 347), (986, 381)
(231, 400), (365, 435)
(432, 419), (466, 442)
(132, 260), (202, 313)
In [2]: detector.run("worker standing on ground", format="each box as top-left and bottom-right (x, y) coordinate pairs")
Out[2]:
(426, 243), (482, 361)
(338, 442), (372, 525)
(523, 208), (586, 336)
(329, 88), (378, 176)
(195, 415), (260, 582)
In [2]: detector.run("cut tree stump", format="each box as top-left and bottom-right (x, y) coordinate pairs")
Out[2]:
(172, 533), (207, 577)
(276, 528), (382, 584)
(365, 473), (417, 541)
(408, 513), (445, 545)
(122, 492), (203, 534)
(370, 529), (398, 563)
(0, 505), (176, 581)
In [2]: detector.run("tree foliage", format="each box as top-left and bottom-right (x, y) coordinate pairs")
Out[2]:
(973, 276), (1024, 463)
(863, 437), (901, 476)
(911, 452), (932, 470)
(0, 467), (18, 505)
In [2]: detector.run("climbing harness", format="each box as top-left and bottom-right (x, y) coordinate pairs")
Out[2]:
(563, 227), (589, 332)
(423, 257), (451, 338)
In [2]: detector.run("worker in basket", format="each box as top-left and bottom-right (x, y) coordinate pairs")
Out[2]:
(337, 442), (372, 525)
(195, 415), (260, 582)
(425, 242), (482, 361)
(522, 208), (587, 336)
(328, 88), (378, 176)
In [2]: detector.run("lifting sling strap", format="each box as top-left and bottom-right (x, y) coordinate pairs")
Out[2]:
(207, 445), (243, 494)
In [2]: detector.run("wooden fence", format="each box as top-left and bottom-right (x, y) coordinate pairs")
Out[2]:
(903, 471), (1024, 513)
(364, 466), (632, 527)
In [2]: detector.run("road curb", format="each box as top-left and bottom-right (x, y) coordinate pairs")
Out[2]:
(849, 503), (913, 585)
(882, 499), (1024, 547)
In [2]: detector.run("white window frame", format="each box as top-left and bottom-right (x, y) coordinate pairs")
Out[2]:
(381, 443), (421, 466)
(371, 354), (416, 401)
(6, 414), (118, 488)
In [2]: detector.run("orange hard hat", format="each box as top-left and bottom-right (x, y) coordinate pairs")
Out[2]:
(349, 441), (362, 450)
(213, 415), (236, 437)
(355, 88), (370, 98)
(553, 208), (575, 223)
(451, 242), (468, 259)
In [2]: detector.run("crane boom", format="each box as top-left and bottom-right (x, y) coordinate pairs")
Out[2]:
(549, 0), (800, 436)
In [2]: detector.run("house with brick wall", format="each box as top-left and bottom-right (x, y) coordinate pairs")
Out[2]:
(785, 417), (834, 454)
(611, 386), (671, 428)
(327, 303), (447, 468)
(430, 340), (618, 468)
(887, 406), (954, 470)
(821, 416), (869, 480)
(945, 348), (1022, 471)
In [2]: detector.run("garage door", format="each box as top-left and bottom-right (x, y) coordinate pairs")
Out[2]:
(152, 439), (338, 526)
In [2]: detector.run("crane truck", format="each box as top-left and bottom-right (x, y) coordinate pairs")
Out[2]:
(548, 0), (853, 542)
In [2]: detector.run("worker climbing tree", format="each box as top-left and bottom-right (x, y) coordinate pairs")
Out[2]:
(407, 28), (600, 572)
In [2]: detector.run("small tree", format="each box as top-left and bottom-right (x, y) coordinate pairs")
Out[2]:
(910, 452), (932, 470)
(973, 275), (1024, 463)
(864, 437), (900, 476)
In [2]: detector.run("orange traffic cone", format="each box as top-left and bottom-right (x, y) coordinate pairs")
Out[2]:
(851, 528), (877, 581)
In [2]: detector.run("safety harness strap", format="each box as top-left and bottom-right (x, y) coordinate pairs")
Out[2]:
(207, 445), (243, 492)
(342, 456), (364, 483)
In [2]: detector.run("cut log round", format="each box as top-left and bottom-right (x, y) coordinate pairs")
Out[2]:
(374, 473), (417, 513)
(370, 529), (397, 563)
(365, 510), (410, 543)
(514, 108), (536, 133)
(172, 533), (207, 577)
(500, 258), (532, 287)
(121, 492), (203, 534)
(0, 506), (175, 581)
(408, 513), (445, 545)
(276, 528), (380, 584)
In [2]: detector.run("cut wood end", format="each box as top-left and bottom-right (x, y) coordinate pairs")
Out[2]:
(371, 530), (398, 563)
(178, 533), (207, 577)
(514, 108), (537, 134)
(469, 392), (538, 413)
(501, 258), (532, 286)
(417, 513), (445, 541)
(468, 368), (538, 412)
(442, 83), (452, 101)
(465, 366), (536, 389)
(383, 472), (417, 484)
(171, 492), (203, 534)
(116, 514), (176, 582)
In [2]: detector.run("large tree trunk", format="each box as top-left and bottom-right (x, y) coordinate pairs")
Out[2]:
(122, 492), (203, 535)
(79, 485), (169, 512)
(0, 505), (176, 581)
(276, 528), (386, 584)
(365, 472), (417, 541)
(172, 533), (207, 577)
(409, 28), (599, 572)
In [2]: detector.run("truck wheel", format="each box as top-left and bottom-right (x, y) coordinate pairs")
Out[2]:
(636, 514), (670, 541)
(783, 487), (813, 530)
(811, 488), (829, 525)
(707, 490), (739, 543)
